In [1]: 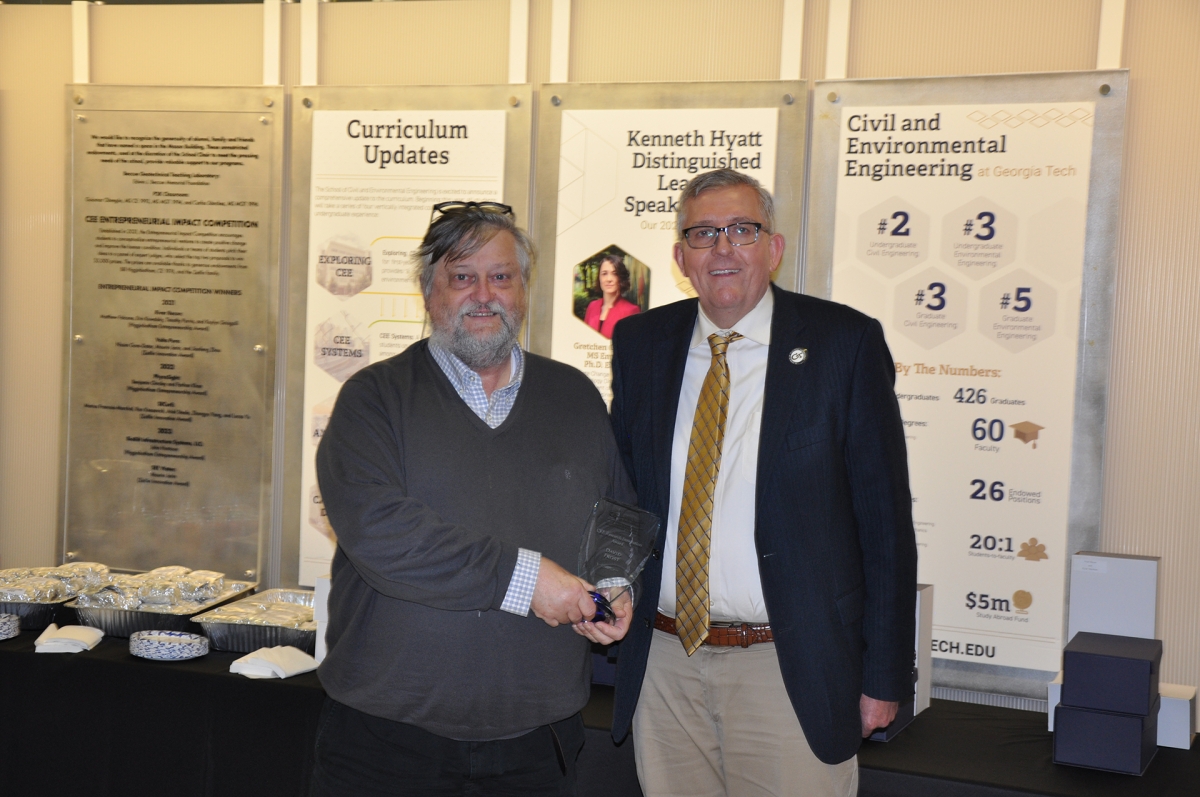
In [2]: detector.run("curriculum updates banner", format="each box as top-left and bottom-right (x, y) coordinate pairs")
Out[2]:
(549, 108), (778, 400)
(297, 109), (506, 585)
(828, 102), (1094, 672)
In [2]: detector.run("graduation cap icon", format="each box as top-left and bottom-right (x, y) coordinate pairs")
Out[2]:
(1010, 421), (1044, 448)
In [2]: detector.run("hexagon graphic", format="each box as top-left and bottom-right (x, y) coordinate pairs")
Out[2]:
(376, 241), (422, 291)
(557, 113), (618, 233)
(941, 199), (1017, 280)
(316, 236), (373, 299)
(857, 198), (929, 278)
(831, 264), (888, 324)
(571, 245), (651, 340)
(832, 209), (858, 268)
(310, 394), (337, 447)
(893, 268), (967, 349)
(1026, 198), (1087, 284)
(313, 312), (370, 382)
(671, 258), (698, 299)
(309, 484), (335, 541)
(978, 269), (1057, 353)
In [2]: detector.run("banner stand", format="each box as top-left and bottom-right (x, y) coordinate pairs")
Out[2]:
(805, 70), (1128, 702)
(282, 85), (533, 586)
(531, 81), (807, 401)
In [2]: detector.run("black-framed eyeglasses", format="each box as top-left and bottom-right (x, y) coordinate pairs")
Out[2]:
(681, 222), (763, 249)
(430, 201), (514, 223)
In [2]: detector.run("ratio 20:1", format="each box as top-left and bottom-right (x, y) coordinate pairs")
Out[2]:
(970, 535), (1013, 552)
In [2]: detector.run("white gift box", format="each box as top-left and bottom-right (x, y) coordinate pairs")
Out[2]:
(1068, 552), (1158, 642)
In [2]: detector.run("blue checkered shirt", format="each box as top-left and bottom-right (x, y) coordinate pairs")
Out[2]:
(428, 342), (540, 616)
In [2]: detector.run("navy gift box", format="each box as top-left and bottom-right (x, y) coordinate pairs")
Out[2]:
(868, 699), (915, 742)
(1062, 632), (1162, 715)
(868, 667), (919, 742)
(1053, 696), (1159, 775)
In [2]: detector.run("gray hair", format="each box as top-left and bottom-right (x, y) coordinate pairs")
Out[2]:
(416, 207), (535, 299)
(676, 169), (776, 240)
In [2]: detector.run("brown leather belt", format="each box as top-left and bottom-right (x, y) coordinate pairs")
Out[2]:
(654, 611), (773, 648)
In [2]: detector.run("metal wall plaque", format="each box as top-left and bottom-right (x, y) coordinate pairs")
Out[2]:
(61, 86), (284, 578)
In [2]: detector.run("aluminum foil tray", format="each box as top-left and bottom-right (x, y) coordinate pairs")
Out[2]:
(0, 598), (73, 630)
(67, 582), (255, 638)
(193, 589), (316, 655)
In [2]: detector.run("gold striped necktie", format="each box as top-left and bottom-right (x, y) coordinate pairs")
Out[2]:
(676, 331), (742, 655)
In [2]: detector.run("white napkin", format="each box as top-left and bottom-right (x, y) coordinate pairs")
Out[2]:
(35, 623), (104, 653)
(229, 645), (318, 679)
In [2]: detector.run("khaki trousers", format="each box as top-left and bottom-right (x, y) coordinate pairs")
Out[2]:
(632, 629), (858, 797)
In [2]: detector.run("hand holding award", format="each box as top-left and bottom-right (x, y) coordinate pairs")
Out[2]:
(573, 499), (660, 643)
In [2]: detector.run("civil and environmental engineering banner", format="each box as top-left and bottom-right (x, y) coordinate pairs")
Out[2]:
(828, 102), (1095, 672)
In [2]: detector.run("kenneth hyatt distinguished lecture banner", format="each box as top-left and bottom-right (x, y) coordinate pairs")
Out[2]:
(549, 108), (778, 401)
(829, 102), (1095, 672)
(297, 109), (506, 585)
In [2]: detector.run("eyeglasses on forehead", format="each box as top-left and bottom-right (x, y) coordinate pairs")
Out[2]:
(430, 201), (514, 223)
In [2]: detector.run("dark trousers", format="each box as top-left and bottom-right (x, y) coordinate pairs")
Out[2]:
(309, 697), (585, 797)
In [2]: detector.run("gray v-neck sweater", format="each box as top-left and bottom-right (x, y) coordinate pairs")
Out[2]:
(316, 340), (632, 740)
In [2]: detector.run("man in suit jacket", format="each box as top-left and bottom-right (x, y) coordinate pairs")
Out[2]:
(580, 169), (916, 796)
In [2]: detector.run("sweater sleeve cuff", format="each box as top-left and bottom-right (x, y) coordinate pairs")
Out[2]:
(499, 549), (541, 616)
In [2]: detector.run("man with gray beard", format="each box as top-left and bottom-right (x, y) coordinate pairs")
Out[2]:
(311, 202), (634, 796)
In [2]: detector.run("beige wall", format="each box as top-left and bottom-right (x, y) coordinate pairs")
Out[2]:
(569, 0), (786, 83)
(847, 0), (1103, 77)
(0, 0), (1197, 696)
(318, 0), (508, 85)
(1102, 0), (1200, 702)
(90, 4), (264, 85)
(0, 6), (73, 571)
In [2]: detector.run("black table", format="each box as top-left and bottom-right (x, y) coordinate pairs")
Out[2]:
(3, 632), (1195, 796)
(586, 686), (1200, 796)
(0, 632), (324, 796)
(0, 632), (641, 797)
(856, 699), (1199, 797)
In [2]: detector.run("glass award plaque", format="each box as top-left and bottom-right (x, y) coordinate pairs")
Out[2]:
(578, 499), (660, 622)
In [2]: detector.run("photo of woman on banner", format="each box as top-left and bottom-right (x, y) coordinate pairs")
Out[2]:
(574, 248), (649, 339)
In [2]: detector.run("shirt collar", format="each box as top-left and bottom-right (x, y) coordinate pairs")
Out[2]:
(429, 341), (524, 392)
(690, 286), (774, 349)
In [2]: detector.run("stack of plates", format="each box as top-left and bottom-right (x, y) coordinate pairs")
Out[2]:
(0, 613), (19, 641)
(129, 630), (209, 661)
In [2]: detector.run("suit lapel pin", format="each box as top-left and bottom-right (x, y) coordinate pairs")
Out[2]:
(789, 348), (808, 365)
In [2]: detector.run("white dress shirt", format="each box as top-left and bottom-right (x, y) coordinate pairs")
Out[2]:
(658, 288), (773, 623)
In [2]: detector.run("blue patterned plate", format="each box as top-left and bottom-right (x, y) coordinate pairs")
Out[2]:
(129, 630), (209, 661)
(0, 613), (18, 641)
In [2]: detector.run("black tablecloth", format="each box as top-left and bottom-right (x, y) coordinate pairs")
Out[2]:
(857, 699), (1199, 797)
(4, 630), (1195, 797)
(0, 632), (643, 797)
(0, 632), (325, 796)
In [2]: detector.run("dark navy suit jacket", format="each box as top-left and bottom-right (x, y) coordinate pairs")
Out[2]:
(609, 284), (918, 765)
